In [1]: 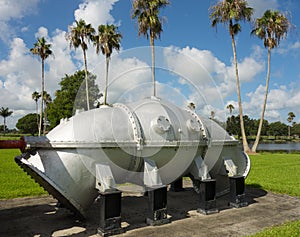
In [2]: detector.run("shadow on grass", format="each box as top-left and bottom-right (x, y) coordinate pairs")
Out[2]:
(246, 183), (263, 189)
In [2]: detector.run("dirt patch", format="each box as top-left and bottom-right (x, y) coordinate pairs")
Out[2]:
(0, 181), (299, 237)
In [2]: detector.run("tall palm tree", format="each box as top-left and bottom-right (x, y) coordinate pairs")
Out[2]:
(187, 102), (196, 111)
(93, 24), (122, 105)
(42, 91), (52, 135)
(66, 19), (95, 110)
(251, 10), (290, 153)
(287, 112), (295, 138)
(210, 111), (216, 120)
(32, 91), (41, 129)
(0, 107), (13, 134)
(132, 0), (169, 97)
(209, 0), (253, 153)
(30, 37), (52, 136)
(226, 104), (235, 116)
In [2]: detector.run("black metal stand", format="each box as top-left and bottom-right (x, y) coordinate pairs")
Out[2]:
(146, 186), (170, 226)
(197, 179), (219, 215)
(170, 177), (184, 192)
(97, 190), (125, 237)
(229, 175), (248, 208)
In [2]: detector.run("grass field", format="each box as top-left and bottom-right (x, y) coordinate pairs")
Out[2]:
(0, 149), (46, 199)
(246, 153), (300, 198)
(249, 219), (300, 237)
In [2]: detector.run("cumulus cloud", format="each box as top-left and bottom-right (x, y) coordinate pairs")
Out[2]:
(0, 28), (77, 128)
(89, 52), (151, 104)
(163, 46), (264, 119)
(0, 38), (40, 128)
(0, 0), (40, 42)
(241, 83), (300, 123)
(229, 57), (265, 83)
(74, 0), (119, 27)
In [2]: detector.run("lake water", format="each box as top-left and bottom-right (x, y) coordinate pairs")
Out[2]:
(254, 142), (300, 152)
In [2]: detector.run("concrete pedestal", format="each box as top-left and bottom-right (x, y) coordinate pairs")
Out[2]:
(97, 190), (125, 237)
(229, 176), (248, 208)
(146, 186), (170, 225)
(170, 177), (184, 192)
(197, 179), (219, 215)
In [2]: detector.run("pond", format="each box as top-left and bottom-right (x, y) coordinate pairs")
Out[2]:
(255, 141), (300, 152)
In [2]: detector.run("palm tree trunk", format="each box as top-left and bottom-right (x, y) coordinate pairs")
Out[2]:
(104, 56), (110, 105)
(150, 34), (156, 97)
(43, 103), (47, 135)
(3, 117), (6, 134)
(231, 34), (250, 152)
(251, 47), (271, 153)
(36, 100), (39, 129)
(39, 60), (44, 136)
(83, 49), (90, 110)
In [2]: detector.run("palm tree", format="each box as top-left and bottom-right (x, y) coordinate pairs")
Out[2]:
(287, 112), (295, 138)
(210, 111), (215, 120)
(66, 19), (95, 110)
(32, 91), (41, 129)
(251, 10), (290, 153)
(209, 0), (253, 153)
(30, 37), (52, 136)
(93, 24), (122, 105)
(131, 0), (169, 97)
(42, 91), (52, 135)
(226, 104), (235, 116)
(187, 102), (196, 111)
(0, 107), (13, 134)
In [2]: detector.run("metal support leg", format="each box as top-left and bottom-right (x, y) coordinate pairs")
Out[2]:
(229, 175), (248, 208)
(197, 179), (219, 215)
(146, 186), (170, 226)
(170, 177), (184, 192)
(97, 190), (125, 237)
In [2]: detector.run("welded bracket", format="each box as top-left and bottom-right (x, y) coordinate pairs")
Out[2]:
(224, 158), (237, 177)
(95, 163), (117, 193)
(143, 158), (163, 187)
(190, 155), (211, 180)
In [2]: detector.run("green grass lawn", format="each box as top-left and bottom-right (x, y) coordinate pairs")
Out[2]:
(246, 153), (300, 236)
(249, 220), (300, 237)
(246, 153), (300, 198)
(0, 149), (46, 199)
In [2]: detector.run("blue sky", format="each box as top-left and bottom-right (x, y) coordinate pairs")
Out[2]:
(0, 0), (300, 129)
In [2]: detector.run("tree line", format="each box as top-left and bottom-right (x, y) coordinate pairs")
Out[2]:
(1, 0), (293, 154)
(225, 114), (300, 139)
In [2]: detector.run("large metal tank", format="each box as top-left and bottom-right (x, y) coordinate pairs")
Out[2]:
(7, 97), (250, 218)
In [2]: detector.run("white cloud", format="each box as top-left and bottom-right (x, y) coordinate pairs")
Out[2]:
(240, 83), (300, 123)
(0, 38), (40, 128)
(234, 57), (265, 82)
(291, 41), (300, 49)
(276, 41), (300, 55)
(74, 0), (119, 27)
(0, 0), (39, 21)
(0, 0), (40, 42)
(163, 46), (264, 115)
(0, 30), (76, 129)
(96, 56), (151, 104)
(35, 27), (49, 40)
(46, 29), (77, 92)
